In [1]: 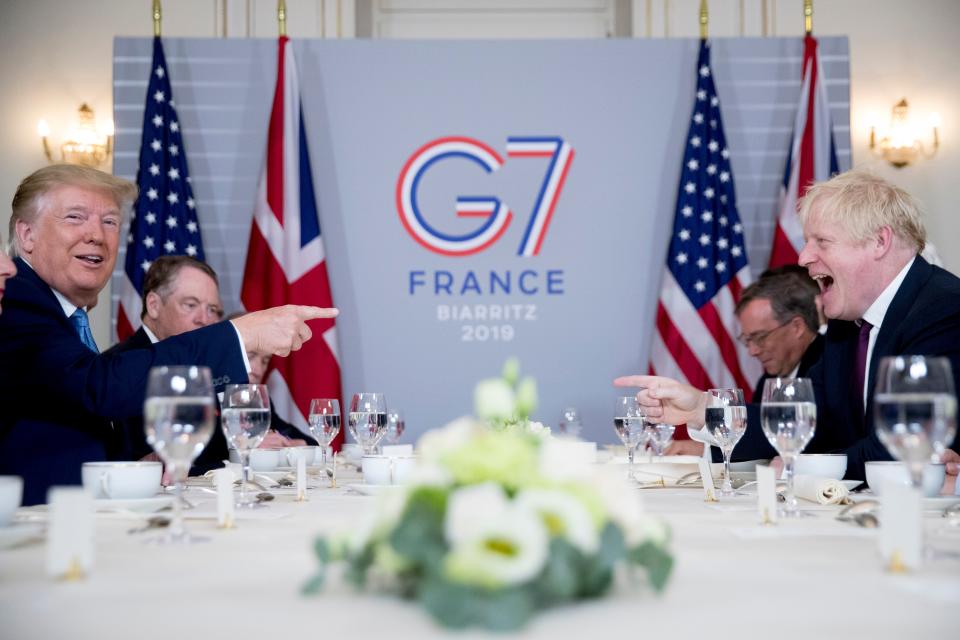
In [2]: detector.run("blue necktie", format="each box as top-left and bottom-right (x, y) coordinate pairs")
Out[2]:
(70, 308), (99, 353)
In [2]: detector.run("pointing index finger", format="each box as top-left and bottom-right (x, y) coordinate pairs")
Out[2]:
(294, 305), (339, 320)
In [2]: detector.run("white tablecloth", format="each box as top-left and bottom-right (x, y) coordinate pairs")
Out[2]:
(1, 475), (956, 639)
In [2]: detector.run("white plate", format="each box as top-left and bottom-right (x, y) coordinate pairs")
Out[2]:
(0, 523), (44, 549)
(92, 496), (173, 513)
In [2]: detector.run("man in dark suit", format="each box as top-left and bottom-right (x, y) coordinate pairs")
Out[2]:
(0, 164), (337, 504)
(619, 170), (960, 486)
(660, 265), (824, 461)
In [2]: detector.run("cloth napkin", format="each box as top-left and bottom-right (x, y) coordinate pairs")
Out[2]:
(793, 474), (850, 505)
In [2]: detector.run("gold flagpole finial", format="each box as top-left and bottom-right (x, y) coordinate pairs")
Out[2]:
(699, 0), (709, 40)
(152, 0), (162, 37)
(804, 0), (813, 35)
(278, 0), (287, 37)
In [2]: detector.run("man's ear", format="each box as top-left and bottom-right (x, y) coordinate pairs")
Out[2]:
(14, 218), (35, 255)
(873, 225), (894, 258)
(145, 291), (163, 319)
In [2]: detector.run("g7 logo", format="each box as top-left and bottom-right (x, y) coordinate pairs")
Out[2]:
(396, 136), (574, 257)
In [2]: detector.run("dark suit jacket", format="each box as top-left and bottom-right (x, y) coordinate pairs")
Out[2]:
(0, 258), (248, 505)
(106, 328), (317, 475)
(715, 334), (824, 463)
(806, 256), (960, 480)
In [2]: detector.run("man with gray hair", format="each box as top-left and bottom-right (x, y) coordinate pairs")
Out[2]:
(619, 170), (960, 484)
(0, 164), (338, 504)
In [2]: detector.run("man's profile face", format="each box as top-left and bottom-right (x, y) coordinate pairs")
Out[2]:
(145, 266), (223, 340)
(16, 185), (121, 308)
(737, 298), (804, 377)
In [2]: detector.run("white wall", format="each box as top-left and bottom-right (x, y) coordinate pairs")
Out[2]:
(1, 0), (958, 348)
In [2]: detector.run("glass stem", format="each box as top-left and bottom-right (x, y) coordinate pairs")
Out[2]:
(171, 467), (185, 539)
(783, 455), (797, 513)
(240, 450), (252, 503)
(627, 446), (635, 479)
(908, 463), (925, 490)
(722, 449), (733, 492)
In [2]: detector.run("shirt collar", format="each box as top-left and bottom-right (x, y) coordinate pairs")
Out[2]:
(861, 256), (915, 328)
(19, 257), (84, 318)
(141, 324), (160, 344)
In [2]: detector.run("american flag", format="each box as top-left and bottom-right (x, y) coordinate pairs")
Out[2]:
(241, 37), (343, 447)
(769, 34), (838, 268)
(117, 36), (204, 340)
(649, 40), (761, 402)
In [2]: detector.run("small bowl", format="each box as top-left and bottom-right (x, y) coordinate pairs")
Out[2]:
(795, 454), (848, 480)
(249, 448), (284, 471)
(865, 461), (946, 497)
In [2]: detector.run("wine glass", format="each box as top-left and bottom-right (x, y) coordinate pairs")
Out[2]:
(143, 366), (216, 543)
(761, 378), (817, 517)
(308, 399), (341, 470)
(221, 384), (271, 508)
(874, 356), (957, 490)
(349, 392), (388, 455)
(645, 423), (676, 457)
(558, 407), (583, 438)
(614, 396), (646, 478)
(385, 410), (405, 445)
(706, 388), (748, 497)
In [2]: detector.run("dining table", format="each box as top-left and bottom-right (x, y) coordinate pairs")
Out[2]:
(1, 465), (956, 639)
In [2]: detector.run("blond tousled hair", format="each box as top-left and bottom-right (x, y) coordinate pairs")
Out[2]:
(9, 164), (138, 256)
(797, 169), (926, 252)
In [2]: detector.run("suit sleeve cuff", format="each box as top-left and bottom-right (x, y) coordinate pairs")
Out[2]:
(228, 321), (252, 373)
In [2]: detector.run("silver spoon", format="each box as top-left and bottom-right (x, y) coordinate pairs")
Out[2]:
(127, 516), (170, 534)
(836, 499), (879, 522)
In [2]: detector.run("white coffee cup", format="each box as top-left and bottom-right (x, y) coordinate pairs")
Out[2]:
(81, 462), (162, 500)
(362, 455), (416, 485)
(865, 461), (946, 497)
(249, 448), (284, 471)
(794, 454), (848, 480)
(0, 476), (23, 526)
(382, 444), (414, 457)
(286, 446), (321, 467)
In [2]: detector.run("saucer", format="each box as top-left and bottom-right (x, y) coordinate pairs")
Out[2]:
(92, 496), (174, 513)
(0, 523), (44, 549)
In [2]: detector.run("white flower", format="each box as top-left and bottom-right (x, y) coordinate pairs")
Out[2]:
(474, 379), (516, 421)
(526, 421), (552, 438)
(405, 461), (453, 489)
(350, 486), (409, 552)
(515, 488), (599, 554)
(417, 416), (482, 463)
(515, 377), (538, 417)
(591, 467), (650, 546)
(538, 438), (594, 482)
(444, 484), (548, 588)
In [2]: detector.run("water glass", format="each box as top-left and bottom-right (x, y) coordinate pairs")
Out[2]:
(614, 396), (646, 478)
(221, 384), (271, 507)
(349, 393), (388, 455)
(143, 366), (215, 543)
(706, 388), (748, 496)
(385, 410), (405, 445)
(874, 356), (957, 490)
(645, 423), (676, 457)
(308, 398), (341, 469)
(558, 407), (583, 438)
(761, 378), (816, 517)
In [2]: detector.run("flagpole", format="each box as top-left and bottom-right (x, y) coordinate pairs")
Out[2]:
(278, 0), (287, 37)
(804, 0), (813, 35)
(152, 0), (161, 37)
(699, 0), (708, 40)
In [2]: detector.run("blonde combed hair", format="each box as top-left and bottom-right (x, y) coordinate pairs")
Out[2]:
(797, 169), (926, 252)
(9, 164), (138, 256)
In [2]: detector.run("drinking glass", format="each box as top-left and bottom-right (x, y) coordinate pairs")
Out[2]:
(558, 407), (583, 438)
(221, 384), (271, 507)
(646, 423), (676, 457)
(614, 396), (646, 478)
(349, 393), (388, 455)
(874, 356), (957, 490)
(308, 399), (341, 469)
(761, 378), (817, 517)
(143, 366), (216, 543)
(706, 388), (748, 497)
(385, 410), (405, 445)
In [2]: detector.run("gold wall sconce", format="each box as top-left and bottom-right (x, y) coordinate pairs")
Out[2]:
(38, 103), (114, 168)
(869, 98), (940, 168)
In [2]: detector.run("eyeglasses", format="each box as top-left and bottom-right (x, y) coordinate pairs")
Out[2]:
(736, 320), (792, 348)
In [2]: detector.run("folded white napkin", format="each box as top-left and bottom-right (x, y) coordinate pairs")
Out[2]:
(793, 474), (850, 505)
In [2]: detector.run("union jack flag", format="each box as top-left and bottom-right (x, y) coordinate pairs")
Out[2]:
(769, 34), (839, 268)
(241, 37), (343, 447)
(649, 39), (761, 403)
(117, 36), (204, 341)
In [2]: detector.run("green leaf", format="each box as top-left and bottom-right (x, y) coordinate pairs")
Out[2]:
(578, 524), (626, 598)
(531, 539), (581, 605)
(345, 544), (375, 589)
(630, 542), (674, 592)
(301, 572), (326, 595)
(313, 538), (330, 563)
(389, 487), (448, 573)
(419, 577), (534, 631)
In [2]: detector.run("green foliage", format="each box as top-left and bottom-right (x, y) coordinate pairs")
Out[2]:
(630, 540), (675, 592)
(388, 486), (449, 574)
(419, 576), (535, 632)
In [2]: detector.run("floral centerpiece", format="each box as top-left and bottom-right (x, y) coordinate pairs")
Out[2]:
(304, 360), (673, 631)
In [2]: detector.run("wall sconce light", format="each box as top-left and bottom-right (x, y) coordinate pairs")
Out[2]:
(38, 103), (114, 168)
(869, 98), (940, 168)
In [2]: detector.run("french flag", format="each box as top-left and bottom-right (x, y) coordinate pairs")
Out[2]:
(241, 36), (343, 448)
(768, 34), (839, 268)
